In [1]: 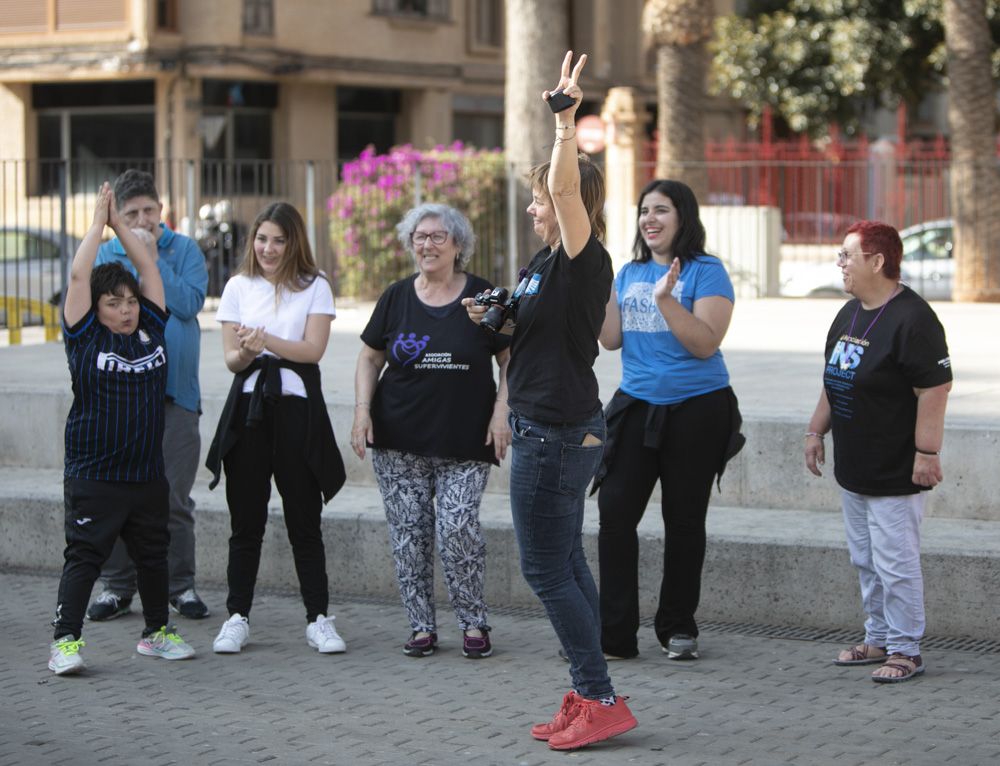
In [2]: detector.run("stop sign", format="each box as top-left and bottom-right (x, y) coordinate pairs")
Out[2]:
(576, 115), (606, 154)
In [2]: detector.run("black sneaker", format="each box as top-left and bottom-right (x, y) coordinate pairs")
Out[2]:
(87, 591), (132, 621)
(169, 589), (210, 619)
(403, 631), (438, 657)
(462, 628), (493, 659)
(663, 634), (699, 660)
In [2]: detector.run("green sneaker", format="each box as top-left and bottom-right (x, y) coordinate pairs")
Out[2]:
(136, 625), (195, 660)
(49, 636), (86, 675)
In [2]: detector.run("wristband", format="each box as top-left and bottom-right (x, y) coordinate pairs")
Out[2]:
(805, 432), (825, 439)
(915, 447), (939, 456)
(355, 402), (370, 408)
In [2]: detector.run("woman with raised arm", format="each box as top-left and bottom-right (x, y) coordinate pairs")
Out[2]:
(464, 51), (636, 751)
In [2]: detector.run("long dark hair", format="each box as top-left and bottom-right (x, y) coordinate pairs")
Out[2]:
(631, 179), (707, 265)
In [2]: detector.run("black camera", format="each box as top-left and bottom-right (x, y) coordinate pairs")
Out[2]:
(474, 286), (517, 333)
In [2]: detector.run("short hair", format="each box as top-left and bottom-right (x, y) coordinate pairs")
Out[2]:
(526, 154), (606, 243)
(113, 169), (159, 208)
(239, 201), (323, 291)
(845, 220), (902, 280)
(632, 179), (707, 265)
(91, 262), (140, 310)
(396, 203), (476, 272)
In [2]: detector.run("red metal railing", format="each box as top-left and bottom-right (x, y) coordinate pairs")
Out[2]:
(644, 106), (999, 243)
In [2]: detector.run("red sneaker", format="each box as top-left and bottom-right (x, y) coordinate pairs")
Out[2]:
(530, 690), (582, 741)
(547, 695), (637, 751)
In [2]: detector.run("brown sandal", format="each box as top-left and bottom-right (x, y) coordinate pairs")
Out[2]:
(872, 653), (924, 683)
(832, 643), (887, 666)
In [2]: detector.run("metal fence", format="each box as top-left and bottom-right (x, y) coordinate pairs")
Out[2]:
(0, 156), (510, 335)
(0, 152), (983, 336)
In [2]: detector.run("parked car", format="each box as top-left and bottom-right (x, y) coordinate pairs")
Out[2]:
(780, 219), (954, 299)
(898, 218), (953, 301)
(0, 227), (79, 318)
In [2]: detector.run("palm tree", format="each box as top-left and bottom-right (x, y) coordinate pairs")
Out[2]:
(642, 0), (715, 199)
(944, 0), (1000, 302)
(504, 0), (569, 276)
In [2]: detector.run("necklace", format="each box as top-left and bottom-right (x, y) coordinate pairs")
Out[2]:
(841, 284), (900, 370)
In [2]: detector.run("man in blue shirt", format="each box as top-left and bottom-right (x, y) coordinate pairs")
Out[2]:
(87, 169), (210, 621)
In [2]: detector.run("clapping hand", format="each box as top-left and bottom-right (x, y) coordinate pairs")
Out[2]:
(653, 258), (681, 301)
(235, 324), (266, 357)
(91, 183), (111, 231)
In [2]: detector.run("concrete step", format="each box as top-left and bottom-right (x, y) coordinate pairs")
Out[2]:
(3, 385), (997, 520)
(3, 466), (997, 640)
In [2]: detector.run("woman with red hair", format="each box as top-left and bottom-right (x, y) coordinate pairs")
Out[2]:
(805, 220), (952, 683)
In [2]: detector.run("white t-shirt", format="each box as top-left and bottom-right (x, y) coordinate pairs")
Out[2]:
(216, 273), (336, 397)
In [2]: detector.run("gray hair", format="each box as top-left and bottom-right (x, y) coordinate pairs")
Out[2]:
(395, 203), (476, 272)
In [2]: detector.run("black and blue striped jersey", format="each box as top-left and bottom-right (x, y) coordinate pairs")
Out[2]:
(63, 297), (170, 482)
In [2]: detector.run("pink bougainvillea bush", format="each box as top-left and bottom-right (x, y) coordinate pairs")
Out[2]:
(328, 142), (505, 298)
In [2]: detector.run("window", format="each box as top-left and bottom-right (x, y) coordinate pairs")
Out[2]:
(33, 82), (155, 195)
(372, 0), (451, 21)
(337, 87), (400, 164)
(243, 0), (273, 35)
(469, 0), (501, 50)
(452, 94), (503, 150)
(201, 80), (276, 195)
(156, 0), (178, 31)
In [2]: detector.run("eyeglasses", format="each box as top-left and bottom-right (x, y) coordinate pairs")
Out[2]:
(411, 231), (449, 246)
(835, 249), (875, 264)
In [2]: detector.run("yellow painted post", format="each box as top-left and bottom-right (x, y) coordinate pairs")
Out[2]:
(5, 297), (22, 345)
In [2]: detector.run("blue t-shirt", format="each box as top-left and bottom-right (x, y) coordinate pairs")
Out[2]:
(615, 255), (733, 405)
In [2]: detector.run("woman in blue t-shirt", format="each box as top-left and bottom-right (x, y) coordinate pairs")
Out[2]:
(596, 179), (743, 662)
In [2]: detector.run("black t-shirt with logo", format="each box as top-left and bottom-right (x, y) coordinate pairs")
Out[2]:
(823, 286), (952, 496)
(361, 273), (509, 465)
(63, 296), (169, 482)
(506, 234), (613, 423)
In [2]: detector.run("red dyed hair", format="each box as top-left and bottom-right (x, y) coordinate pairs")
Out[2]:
(845, 220), (902, 280)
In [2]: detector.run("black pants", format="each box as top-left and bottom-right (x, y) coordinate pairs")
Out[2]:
(597, 388), (731, 657)
(223, 394), (328, 623)
(55, 476), (170, 640)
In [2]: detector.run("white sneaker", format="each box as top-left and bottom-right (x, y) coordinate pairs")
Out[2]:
(213, 614), (250, 654)
(306, 614), (346, 653)
(49, 636), (86, 675)
(136, 625), (196, 660)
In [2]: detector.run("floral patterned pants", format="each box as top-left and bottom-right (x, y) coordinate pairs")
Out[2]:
(371, 449), (491, 632)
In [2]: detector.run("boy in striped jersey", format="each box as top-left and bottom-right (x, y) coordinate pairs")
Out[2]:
(49, 182), (196, 675)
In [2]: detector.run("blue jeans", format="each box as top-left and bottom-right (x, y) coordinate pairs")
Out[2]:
(509, 408), (612, 699)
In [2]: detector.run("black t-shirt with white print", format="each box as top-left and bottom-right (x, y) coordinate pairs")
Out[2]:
(63, 296), (169, 482)
(823, 285), (952, 496)
(361, 273), (509, 465)
(506, 234), (613, 423)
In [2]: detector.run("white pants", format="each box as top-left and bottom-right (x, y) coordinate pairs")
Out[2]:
(841, 489), (927, 657)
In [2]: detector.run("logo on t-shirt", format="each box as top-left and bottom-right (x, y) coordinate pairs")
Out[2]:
(828, 339), (863, 373)
(96, 346), (166, 373)
(392, 332), (430, 366)
(138, 329), (151, 344)
(620, 282), (668, 334)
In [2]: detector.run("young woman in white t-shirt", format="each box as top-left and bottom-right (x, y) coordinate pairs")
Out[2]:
(209, 202), (346, 656)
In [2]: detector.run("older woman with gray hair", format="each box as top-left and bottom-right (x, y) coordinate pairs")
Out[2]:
(351, 202), (511, 659)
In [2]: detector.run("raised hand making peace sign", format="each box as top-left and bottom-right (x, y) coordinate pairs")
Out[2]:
(543, 50), (587, 121)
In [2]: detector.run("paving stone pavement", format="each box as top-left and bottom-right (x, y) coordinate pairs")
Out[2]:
(3, 570), (999, 766)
